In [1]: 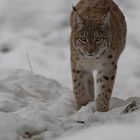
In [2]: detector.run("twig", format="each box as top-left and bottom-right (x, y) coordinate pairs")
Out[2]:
(26, 52), (34, 74)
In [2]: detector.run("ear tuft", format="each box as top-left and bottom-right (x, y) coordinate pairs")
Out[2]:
(72, 5), (77, 12)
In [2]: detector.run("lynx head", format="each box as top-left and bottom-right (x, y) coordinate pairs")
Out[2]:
(71, 7), (111, 57)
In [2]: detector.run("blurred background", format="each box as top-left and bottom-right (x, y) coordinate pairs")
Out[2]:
(0, 0), (139, 99)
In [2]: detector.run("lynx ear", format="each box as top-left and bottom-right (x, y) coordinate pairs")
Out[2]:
(72, 6), (85, 30)
(102, 10), (110, 25)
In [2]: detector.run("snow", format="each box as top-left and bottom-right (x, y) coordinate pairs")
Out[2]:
(0, 69), (140, 140)
(0, 0), (139, 140)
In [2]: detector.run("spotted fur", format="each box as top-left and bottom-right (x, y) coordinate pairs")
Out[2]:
(70, 0), (127, 112)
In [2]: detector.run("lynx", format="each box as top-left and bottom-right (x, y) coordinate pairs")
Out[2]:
(70, 0), (127, 112)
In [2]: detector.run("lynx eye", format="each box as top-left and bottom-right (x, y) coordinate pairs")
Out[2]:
(78, 37), (87, 44)
(95, 37), (103, 43)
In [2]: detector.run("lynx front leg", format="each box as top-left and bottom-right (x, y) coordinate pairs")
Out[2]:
(71, 65), (94, 109)
(96, 64), (117, 112)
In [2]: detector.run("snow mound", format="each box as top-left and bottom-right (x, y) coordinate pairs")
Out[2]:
(0, 69), (74, 140)
(0, 69), (139, 140)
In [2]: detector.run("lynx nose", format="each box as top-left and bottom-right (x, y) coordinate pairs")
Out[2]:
(87, 45), (95, 54)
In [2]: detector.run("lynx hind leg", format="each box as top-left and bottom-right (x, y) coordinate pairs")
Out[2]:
(96, 65), (117, 112)
(72, 67), (94, 109)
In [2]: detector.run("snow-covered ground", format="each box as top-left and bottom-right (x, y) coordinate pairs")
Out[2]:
(0, 0), (139, 140)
